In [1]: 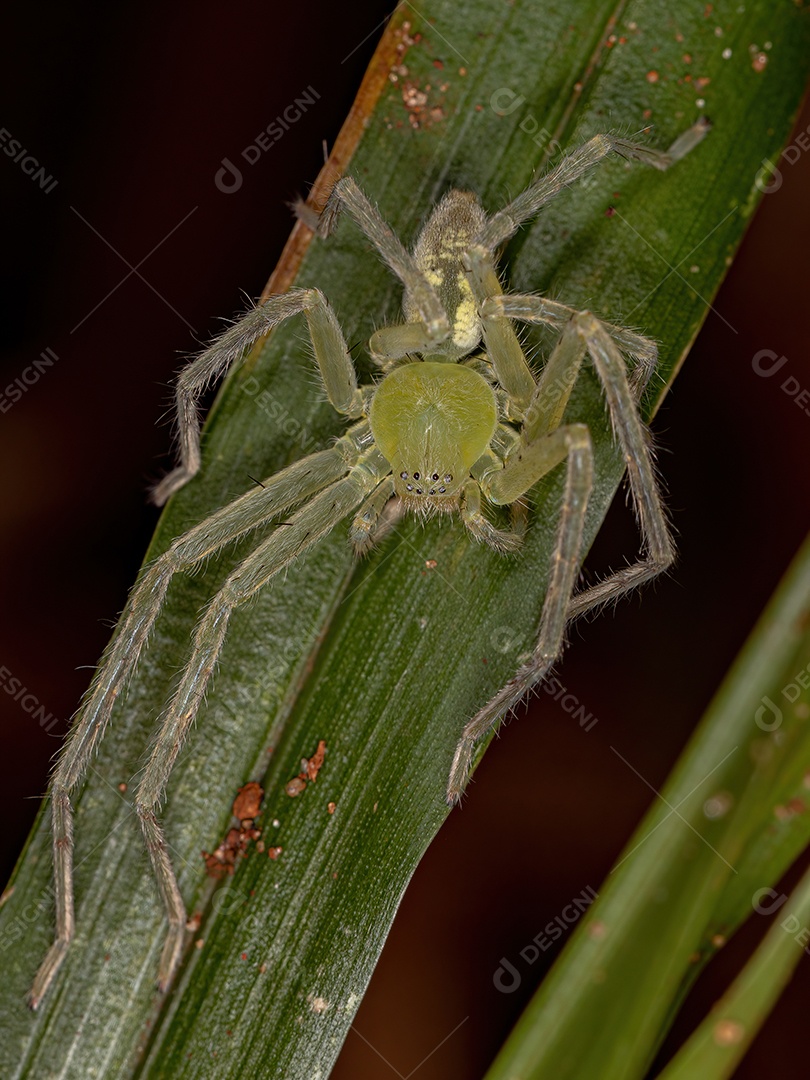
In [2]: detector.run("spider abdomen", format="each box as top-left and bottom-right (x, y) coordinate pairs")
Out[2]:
(369, 361), (497, 499)
(407, 189), (487, 358)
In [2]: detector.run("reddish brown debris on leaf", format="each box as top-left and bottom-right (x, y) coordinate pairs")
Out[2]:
(202, 831), (240, 879)
(232, 781), (263, 821)
(202, 781), (264, 878)
(305, 740), (327, 782)
(387, 22), (449, 131)
(285, 739), (328, 795)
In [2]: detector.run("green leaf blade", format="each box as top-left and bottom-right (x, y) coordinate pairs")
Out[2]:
(2, 1), (808, 1077)
(485, 534), (810, 1079)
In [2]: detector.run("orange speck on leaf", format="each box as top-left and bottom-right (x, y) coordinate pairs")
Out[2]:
(232, 781), (263, 822)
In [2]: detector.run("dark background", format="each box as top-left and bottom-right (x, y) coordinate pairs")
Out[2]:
(2, 3), (809, 1077)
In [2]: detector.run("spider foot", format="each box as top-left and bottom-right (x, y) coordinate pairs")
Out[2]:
(151, 466), (193, 507)
(28, 938), (69, 1010)
(156, 922), (187, 993)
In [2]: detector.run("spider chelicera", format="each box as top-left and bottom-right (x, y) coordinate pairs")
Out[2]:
(30, 120), (708, 1007)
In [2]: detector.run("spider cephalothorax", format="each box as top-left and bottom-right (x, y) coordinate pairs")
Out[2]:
(369, 360), (497, 510)
(31, 120), (708, 1009)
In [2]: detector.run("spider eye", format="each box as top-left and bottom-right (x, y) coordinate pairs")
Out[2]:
(400, 471), (408, 479)
(444, 474), (453, 483)
(406, 484), (413, 491)
(416, 488), (423, 495)
(439, 487), (446, 493)
(432, 473), (439, 481)
(429, 489), (436, 495)
(413, 472), (420, 480)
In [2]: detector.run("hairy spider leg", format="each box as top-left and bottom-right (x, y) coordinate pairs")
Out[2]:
(446, 308), (675, 802)
(152, 287), (366, 505)
(465, 236), (673, 608)
(28, 428), (370, 1009)
(566, 314), (674, 614)
(496, 301), (674, 614)
(462, 242), (537, 413)
(448, 420), (594, 801)
(316, 176), (450, 355)
(474, 121), (711, 251)
(349, 476), (398, 553)
(459, 474), (525, 553)
(488, 293), (659, 398)
(135, 452), (387, 990)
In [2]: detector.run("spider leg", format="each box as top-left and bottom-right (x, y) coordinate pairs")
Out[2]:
(460, 478), (525, 553)
(134, 457), (385, 990)
(446, 308), (676, 802)
(474, 119), (710, 251)
(565, 313), (675, 616)
(349, 476), (398, 554)
(483, 292), (658, 398)
(463, 245), (536, 413)
(316, 176), (450, 349)
(153, 287), (365, 506)
(465, 241), (642, 420)
(448, 421), (593, 802)
(492, 300), (674, 614)
(28, 435), (364, 1008)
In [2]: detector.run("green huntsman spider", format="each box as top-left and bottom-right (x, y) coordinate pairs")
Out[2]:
(30, 119), (709, 1008)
